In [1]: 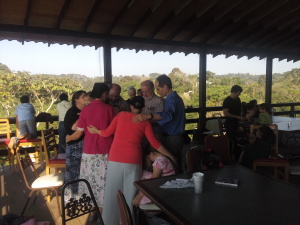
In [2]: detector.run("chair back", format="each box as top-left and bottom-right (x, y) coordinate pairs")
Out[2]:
(0, 118), (10, 139)
(204, 135), (231, 164)
(61, 179), (104, 225)
(16, 149), (39, 190)
(41, 127), (58, 163)
(186, 146), (202, 172)
(117, 190), (134, 225)
(250, 124), (279, 154)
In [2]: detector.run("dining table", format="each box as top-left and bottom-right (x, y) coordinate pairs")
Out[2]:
(273, 116), (300, 150)
(134, 166), (300, 225)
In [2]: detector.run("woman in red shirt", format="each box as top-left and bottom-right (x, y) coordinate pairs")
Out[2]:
(87, 96), (175, 225)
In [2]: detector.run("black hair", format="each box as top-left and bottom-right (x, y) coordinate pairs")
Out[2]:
(259, 103), (271, 113)
(242, 103), (255, 116)
(20, 96), (29, 103)
(156, 74), (172, 89)
(71, 90), (86, 105)
(59, 93), (68, 101)
(231, 85), (243, 93)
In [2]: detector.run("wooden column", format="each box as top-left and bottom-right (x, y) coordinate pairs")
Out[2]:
(103, 38), (112, 83)
(199, 48), (207, 132)
(265, 55), (273, 105)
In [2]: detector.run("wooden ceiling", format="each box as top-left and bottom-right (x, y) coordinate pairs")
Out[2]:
(0, 0), (300, 61)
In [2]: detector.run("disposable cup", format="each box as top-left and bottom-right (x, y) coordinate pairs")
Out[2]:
(193, 172), (204, 194)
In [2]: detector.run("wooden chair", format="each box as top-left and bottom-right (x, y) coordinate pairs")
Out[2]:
(186, 145), (203, 173)
(41, 127), (66, 175)
(61, 179), (104, 225)
(0, 118), (13, 167)
(250, 124), (289, 182)
(15, 120), (43, 165)
(117, 190), (134, 225)
(16, 148), (64, 216)
(204, 134), (231, 165)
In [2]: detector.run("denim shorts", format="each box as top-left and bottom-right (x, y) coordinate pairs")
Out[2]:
(18, 119), (37, 138)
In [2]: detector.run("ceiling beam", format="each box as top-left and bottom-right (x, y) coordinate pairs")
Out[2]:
(248, 0), (288, 25)
(107, 0), (134, 33)
(263, 4), (300, 28)
(233, 0), (267, 22)
(200, 19), (233, 44)
(55, 0), (72, 29)
(214, 0), (243, 21)
(130, 0), (165, 36)
(83, 0), (104, 32)
(195, 0), (219, 18)
(24, 0), (33, 27)
(184, 18), (214, 42)
(167, 15), (196, 40)
(148, 12), (174, 39)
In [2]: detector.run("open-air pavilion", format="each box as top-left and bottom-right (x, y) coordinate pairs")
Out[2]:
(1, 0), (300, 224)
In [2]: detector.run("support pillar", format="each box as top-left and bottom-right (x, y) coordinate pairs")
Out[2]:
(199, 49), (207, 132)
(103, 38), (112, 83)
(265, 55), (273, 105)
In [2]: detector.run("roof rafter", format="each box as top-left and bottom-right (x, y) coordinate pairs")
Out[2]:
(108, 0), (135, 33)
(83, 0), (104, 32)
(55, 0), (72, 29)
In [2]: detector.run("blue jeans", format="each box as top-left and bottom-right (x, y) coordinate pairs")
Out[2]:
(58, 121), (67, 153)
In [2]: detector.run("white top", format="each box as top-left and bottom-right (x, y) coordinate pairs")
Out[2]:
(57, 100), (72, 121)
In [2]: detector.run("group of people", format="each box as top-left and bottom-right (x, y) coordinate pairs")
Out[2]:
(222, 85), (275, 167)
(59, 74), (185, 224)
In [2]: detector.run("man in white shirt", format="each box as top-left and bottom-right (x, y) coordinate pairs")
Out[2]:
(57, 93), (72, 153)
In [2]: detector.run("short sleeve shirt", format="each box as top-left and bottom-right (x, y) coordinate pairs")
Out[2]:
(152, 156), (175, 176)
(222, 96), (241, 124)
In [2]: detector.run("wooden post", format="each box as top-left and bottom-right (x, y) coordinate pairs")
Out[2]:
(199, 48), (207, 132)
(265, 55), (273, 105)
(103, 38), (112, 83)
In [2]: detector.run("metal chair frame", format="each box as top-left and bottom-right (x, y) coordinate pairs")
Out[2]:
(61, 179), (104, 225)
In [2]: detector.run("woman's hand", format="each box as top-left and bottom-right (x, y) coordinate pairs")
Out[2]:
(87, 125), (100, 135)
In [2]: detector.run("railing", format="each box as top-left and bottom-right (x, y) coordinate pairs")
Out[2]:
(184, 102), (300, 135)
(2, 102), (300, 138)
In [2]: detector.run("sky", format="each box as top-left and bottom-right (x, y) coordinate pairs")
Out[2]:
(0, 40), (299, 77)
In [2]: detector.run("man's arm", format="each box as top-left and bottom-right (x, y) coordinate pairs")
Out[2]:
(223, 108), (244, 120)
(132, 112), (162, 123)
(66, 129), (83, 142)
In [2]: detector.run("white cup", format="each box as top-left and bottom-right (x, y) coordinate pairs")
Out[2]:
(193, 172), (204, 194)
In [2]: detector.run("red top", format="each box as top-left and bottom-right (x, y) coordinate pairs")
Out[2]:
(101, 111), (161, 165)
(77, 100), (115, 154)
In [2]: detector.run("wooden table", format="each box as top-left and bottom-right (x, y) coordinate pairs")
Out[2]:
(134, 166), (300, 225)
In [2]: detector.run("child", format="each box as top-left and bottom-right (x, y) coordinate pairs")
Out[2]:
(8, 95), (37, 149)
(132, 148), (176, 206)
(258, 103), (272, 125)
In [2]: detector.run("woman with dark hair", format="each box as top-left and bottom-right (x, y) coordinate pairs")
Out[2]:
(238, 104), (256, 138)
(87, 96), (176, 225)
(241, 125), (276, 168)
(66, 83), (115, 215)
(63, 90), (86, 202)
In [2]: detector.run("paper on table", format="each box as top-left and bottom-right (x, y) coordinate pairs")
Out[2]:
(160, 178), (194, 189)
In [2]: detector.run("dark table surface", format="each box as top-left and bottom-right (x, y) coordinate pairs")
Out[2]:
(134, 165), (300, 225)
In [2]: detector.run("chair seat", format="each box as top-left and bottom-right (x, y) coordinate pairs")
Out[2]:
(19, 138), (42, 143)
(139, 204), (161, 211)
(0, 138), (10, 144)
(32, 173), (64, 188)
(255, 158), (289, 163)
(49, 154), (66, 164)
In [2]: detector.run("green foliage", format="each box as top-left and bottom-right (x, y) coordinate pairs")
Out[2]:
(1, 62), (300, 120)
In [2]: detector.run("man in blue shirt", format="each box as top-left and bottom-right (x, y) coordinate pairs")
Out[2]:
(133, 74), (186, 172)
